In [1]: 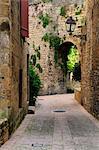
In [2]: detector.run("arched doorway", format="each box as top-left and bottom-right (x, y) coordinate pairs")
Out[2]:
(58, 41), (81, 93)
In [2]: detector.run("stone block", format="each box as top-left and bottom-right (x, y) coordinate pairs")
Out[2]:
(74, 89), (81, 104)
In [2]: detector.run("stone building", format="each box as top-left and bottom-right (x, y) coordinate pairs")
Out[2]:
(0, 0), (29, 146)
(28, 0), (85, 95)
(0, 0), (99, 147)
(81, 0), (99, 119)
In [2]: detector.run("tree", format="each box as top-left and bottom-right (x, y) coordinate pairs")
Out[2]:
(67, 46), (79, 72)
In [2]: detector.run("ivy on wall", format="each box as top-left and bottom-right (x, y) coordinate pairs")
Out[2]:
(31, 1), (83, 77)
(60, 6), (66, 17)
(39, 13), (51, 28)
(29, 64), (41, 105)
(75, 7), (82, 15)
(31, 54), (37, 66)
(29, 45), (42, 105)
(42, 33), (62, 64)
(30, 44), (43, 73)
(42, 33), (79, 76)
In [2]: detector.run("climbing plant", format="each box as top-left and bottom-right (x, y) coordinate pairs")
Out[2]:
(60, 6), (66, 17)
(39, 13), (50, 28)
(36, 63), (43, 73)
(29, 65), (41, 106)
(42, 33), (49, 42)
(31, 54), (37, 66)
(37, 51), (41, 60)
(35, 47), (41, 60)
(42, 33), (62, 64)
(30, 44), (43, 73)
(75, 7), (82, 15)
(42, 33), (79, 76)
(29, 44), (43, 105)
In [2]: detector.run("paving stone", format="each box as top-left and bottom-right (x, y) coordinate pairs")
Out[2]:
(0, 94), (99, 150)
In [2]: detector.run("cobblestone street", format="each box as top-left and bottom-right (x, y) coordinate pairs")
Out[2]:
(1, 94), (99, 150)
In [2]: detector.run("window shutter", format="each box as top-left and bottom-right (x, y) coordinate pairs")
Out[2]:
(20, 0), (29, 37)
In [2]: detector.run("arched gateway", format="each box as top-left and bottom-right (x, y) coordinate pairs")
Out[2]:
(58, 41), (81, 94)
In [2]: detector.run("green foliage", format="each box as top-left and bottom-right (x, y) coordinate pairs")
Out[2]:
(75, 7), (82, 15)
(31, 54), (36, 66)
(37, 51), (41, 60)
(34, 47), (41, 60)
(49, 35), (61, 50)
(42, 33), (62, 64)
(42, 0), (53, 3)
(67, 46), (79, 72)
(49, 35), (62, 64)
(33, 43), (35, 49)
(29, 44), (43, 105)
(29, 65), (41, 105)
(30, 54), (43, 73)
(32, 44), (42, 64)
(0, 110), (7, 119)
(39, 13), (50, 28)
(42, 33), (49, 42)
(58, 46), (79, 76)
(36, 63), (43, 73)
(60, 6), (66, 17)
(42, 34), (79, 75)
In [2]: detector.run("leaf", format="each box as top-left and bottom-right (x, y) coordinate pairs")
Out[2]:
(37, 51), (41, 60)
(36, 63), (43, 73)
(31, 54), (36, 66)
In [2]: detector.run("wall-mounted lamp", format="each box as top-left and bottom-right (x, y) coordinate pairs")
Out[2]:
(65, 16), (76, 35)
(66, 16), (87, 41)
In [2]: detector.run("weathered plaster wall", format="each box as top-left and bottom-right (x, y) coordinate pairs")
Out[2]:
(28, 0), (85, 95)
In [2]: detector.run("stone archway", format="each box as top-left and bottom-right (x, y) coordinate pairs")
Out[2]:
(64, 38), (82, 61)
(58, 41), (81, 95)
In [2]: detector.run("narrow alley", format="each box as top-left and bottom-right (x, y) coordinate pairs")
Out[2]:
(1, 94), (99, 150)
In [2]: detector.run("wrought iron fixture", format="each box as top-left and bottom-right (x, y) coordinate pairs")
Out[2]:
(65, 16), (76, 35)
(66, 16), (87, 41)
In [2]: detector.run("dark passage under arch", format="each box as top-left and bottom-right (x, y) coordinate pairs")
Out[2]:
(58, 41), (81, 93)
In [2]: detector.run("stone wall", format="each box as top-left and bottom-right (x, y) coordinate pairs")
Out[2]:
(81, 0), (99, 119)
(91, 0), (99, 118)
(0, 0), (28, 145)
(81, 2), (92, 112)
(28, 0), (85, 95)
(29, 0), (84, 6)
(0, 119), (8, 147)
(0, 0), (11, 119)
